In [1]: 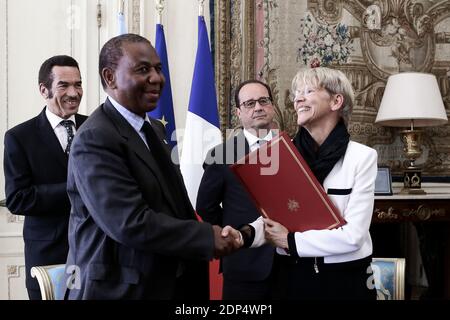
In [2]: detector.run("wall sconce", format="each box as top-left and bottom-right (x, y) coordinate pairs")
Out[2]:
(375, 72), (448, 194)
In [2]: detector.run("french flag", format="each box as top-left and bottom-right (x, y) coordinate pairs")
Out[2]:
(180, 16), (222, 208)
(117, 13), (127, 35)
(148, 23), (178, 153)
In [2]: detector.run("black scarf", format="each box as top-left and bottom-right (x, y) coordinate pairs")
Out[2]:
(293, 120), (350, 185)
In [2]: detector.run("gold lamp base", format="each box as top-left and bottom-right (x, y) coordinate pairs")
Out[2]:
(400, 188), (426, 195)
(401, 169), (426, 194)
(400, 129), (426, 195)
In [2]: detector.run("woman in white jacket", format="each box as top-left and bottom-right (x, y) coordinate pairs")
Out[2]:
(238, 67), (378, 300)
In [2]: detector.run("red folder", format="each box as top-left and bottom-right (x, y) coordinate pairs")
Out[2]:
(230, 132), (346, 232)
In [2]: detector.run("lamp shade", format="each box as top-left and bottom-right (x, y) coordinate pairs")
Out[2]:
(375, 72), (448, 127)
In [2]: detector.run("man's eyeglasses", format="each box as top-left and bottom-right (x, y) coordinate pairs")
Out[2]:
(239, 96), (272, 109)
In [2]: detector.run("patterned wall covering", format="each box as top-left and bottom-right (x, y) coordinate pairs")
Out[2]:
(214, 0), (450, 177)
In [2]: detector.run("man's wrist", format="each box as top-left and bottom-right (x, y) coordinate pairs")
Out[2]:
(237, 231), (244, 247)
(238, 224), (255, 248)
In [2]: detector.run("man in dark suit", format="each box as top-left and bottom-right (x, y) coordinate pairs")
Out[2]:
(196, 80), (277, 299)
(65, 33), (241, 300)
(3, 55), (87, 300)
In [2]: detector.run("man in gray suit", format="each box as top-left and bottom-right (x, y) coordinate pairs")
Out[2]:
(65, 33), (240, 299)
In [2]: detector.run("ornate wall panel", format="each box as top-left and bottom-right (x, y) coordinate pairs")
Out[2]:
(214, 0), (450, 176)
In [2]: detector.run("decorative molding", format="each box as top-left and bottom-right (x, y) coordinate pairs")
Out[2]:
(0, 233), (22, 239)
(131, 0), (140, 34)
(375, 207), (398, 220)
(374, 204), (447, 221)
(215, 0), (256, 133)
(7, 264), (25, 300)
(0, 253), (24, 257)
(214, 0), (231, 135)
(402, 205), (446, 221)
(5, 212), (24, 224)
(308, 0), (343, 25)
(5, 0), (9, 130)
(7, 265), (18, 276)
(229, 0), (243, 129)
(242, 0), (255, 82)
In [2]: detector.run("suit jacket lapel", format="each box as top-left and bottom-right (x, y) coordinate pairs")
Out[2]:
(36, 108), (68, 169)
(102, 100), (182, 216)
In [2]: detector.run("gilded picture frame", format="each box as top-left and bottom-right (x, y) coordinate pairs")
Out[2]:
(371, 257), (406, 300)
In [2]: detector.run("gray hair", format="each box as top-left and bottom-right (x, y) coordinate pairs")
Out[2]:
(291, 67), (354, 125)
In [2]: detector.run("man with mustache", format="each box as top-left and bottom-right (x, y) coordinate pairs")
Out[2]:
(3, 55), (87, 300)
(196, 80), (277, 299)
(64, 34), (241, 300)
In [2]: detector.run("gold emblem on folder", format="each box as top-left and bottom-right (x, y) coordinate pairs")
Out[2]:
(287, 199), (299, 212)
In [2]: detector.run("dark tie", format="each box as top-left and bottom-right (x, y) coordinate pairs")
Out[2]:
(60, 120), (74, 154)
(257, 139), (268, 147)
(141, 121), (187, 215)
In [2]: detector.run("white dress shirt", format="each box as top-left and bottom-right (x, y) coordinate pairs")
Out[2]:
(45, 107), (77, 152)
(243, 129), (273, 152)
(108, 96), (155, 149)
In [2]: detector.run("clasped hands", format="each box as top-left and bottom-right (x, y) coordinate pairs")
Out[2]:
(212, 217), (289, 258)
(212, 225), (243, 258)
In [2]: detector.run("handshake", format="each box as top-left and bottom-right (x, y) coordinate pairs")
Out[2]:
(211, 218), (289, 258)
(212, 225), (244, 258)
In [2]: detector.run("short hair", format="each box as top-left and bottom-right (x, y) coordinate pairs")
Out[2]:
(234, 79), (273, 109)
(38, 55), (80, 90)
(291, 67), (354, 125)
(99, 33), (151, 89)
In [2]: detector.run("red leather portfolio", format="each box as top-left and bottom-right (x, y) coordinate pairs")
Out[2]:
(230, 132), (346, 232)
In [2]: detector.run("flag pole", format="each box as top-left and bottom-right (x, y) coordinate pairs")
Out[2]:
(119, 0), (125, 15)
(155, 0), (164, 25)
(117, 0), (127, 35)
(198, 0), (205, 17)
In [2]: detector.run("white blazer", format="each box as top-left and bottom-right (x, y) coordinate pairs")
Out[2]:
(251, 141), (378, 264)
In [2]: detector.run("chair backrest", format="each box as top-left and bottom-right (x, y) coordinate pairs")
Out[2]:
(371, 258), (405, 300)
(30, 264), (66, 300)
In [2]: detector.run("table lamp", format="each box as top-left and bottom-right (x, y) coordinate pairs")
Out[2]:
(375, 72), (448, 194)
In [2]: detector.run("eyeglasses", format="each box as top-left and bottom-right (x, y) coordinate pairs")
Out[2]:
(239, 96), (272, 109)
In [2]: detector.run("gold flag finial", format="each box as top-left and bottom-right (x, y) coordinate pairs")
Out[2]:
(155, 0), (164, 25)
(199, 0), (205, 17)
(119, 0), (125, 14)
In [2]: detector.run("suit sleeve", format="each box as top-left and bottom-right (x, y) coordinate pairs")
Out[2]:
(3, 130), (70, 216)
(292, 148), (378, 257)
(195, 149), (225, 225)
(70, 127), (214, 260)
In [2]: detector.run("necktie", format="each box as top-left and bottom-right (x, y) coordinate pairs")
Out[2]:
(60, 120), (75, 154)
(257, 139), (267, 145)
(141, 121), (187, 214)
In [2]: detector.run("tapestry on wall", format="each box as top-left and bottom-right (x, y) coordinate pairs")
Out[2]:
(216, 0), (450, 177)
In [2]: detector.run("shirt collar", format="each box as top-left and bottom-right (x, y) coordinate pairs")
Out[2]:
(243, 129), (273, 147)
(108, 96), (151, 132)
(45, 107), (76, 130)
